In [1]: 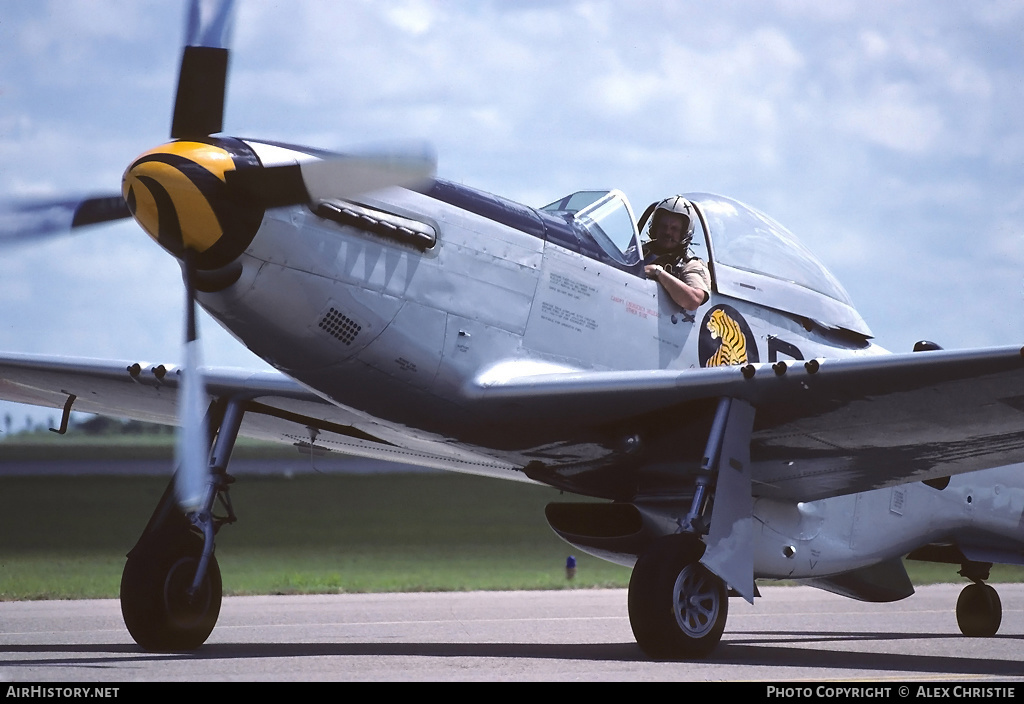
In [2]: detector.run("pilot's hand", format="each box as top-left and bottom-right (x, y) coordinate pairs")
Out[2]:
(645, 264), (665, 280)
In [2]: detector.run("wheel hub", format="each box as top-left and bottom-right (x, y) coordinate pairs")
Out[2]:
(672, 564), (721, 638)
(163, 556), (213, 630)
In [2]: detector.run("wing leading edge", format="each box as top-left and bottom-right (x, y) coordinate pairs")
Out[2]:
(0, 352), (519, 478)
(466, 346), (1024, 501)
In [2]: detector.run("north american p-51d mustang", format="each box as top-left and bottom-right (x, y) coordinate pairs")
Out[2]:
(3, 1), (1024, 658)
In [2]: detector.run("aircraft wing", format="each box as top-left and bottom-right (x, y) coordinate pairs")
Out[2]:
(467, 345), (1024, 501)
(0, 352), (519, 477)
(6, 346), (1024, 502)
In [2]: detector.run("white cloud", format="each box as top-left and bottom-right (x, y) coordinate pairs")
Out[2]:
(839, 83), (945, 154)
(382, 0), (436, 36)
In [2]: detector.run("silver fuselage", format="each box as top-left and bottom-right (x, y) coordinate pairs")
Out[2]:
(195, 142), (1024, 581)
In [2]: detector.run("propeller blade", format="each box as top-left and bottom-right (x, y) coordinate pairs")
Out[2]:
(183, 0), (235, 48)
(171, 0), (236, 140)
(0, 195), (130, 247)
(174, 254), (212, 514)
(226, 148), (437, 209)
(299, 149), (438, 202)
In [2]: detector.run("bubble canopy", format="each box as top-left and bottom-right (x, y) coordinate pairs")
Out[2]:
(688, 193), (871, 337)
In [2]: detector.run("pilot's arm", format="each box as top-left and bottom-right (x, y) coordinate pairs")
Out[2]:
(645, 262), (710, 311)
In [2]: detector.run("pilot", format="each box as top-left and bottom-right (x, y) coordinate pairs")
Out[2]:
(643, 196), (711, 311)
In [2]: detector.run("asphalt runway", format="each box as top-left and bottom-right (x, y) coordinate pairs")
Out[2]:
(1, 584), (1023, 682)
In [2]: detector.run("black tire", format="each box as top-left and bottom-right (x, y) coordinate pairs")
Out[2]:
(120, 530), (222, 652)
(956, 582), (1001, 637)
(628, 534), (728, 659)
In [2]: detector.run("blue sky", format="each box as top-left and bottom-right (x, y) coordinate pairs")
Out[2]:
(2, 0), (1024, 428)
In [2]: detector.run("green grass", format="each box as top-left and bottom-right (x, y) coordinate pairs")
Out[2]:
(0, 434), (297, 461)
(1, 440), (1022, 598)
(0, 472), (631, 599)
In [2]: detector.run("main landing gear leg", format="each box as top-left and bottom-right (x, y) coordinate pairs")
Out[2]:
(628, 397), (755, 659)
(956, 561), (1002, 637)
(120, 398), (245, 652)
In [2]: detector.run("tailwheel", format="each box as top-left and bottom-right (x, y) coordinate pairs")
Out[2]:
(628, 534), (728, 659)
(120, 529), (222, 652)
(956, 582), (1001, 637)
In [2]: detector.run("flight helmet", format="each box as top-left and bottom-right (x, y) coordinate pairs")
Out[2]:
(648, 196), (696, 255)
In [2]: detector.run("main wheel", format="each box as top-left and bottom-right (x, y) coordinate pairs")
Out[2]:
(120, 530), (222, 652)
(628, 534), (728, 659)
(956, 582), (1001, 637)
